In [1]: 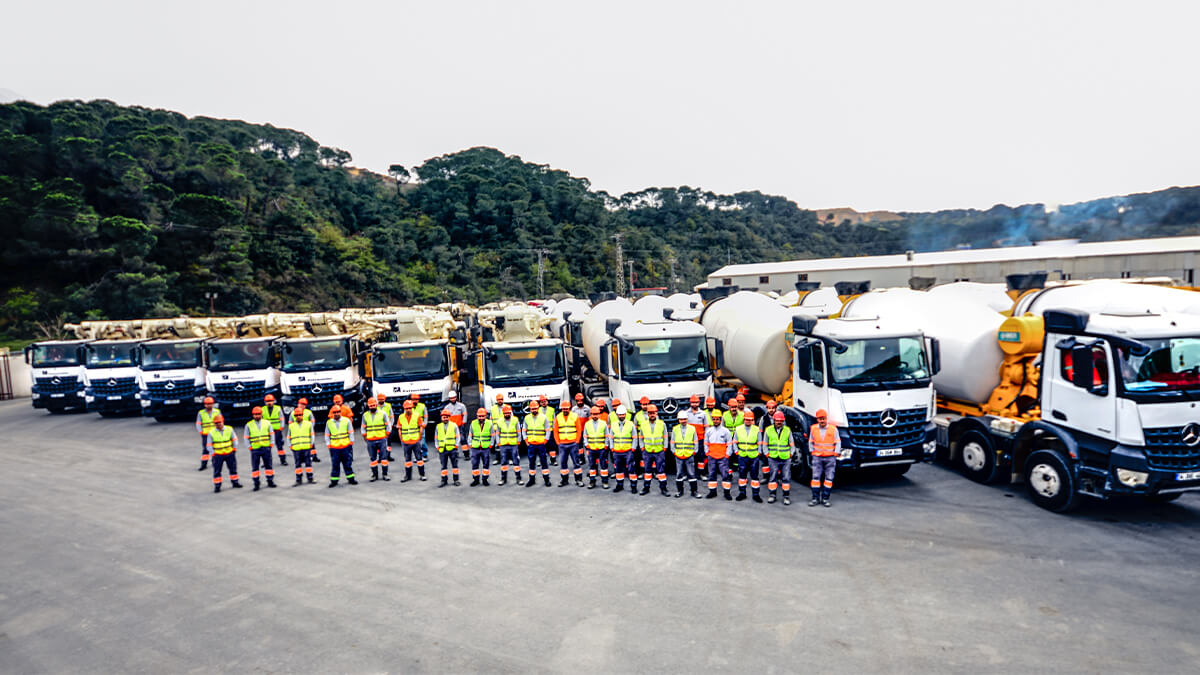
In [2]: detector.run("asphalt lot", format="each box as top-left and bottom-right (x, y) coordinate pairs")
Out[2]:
(1, 400), (1199, 674)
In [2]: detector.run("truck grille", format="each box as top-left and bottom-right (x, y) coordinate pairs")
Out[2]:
(845, 407), (927, 449)
(144, 380), (199, 401)
(290, 383), (346, 409)
(35, 376), (79, 395)
(1143, 426), (1200, 471)
(212, 380), (267, 404)
(90, 376), (138, 397)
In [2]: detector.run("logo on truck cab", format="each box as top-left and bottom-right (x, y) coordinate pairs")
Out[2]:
(879, 409), (898, 428)
(1182, 423), (1200, 447)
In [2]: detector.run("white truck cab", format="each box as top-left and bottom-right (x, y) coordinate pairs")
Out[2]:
(83, 339), (151, 415)
(476, 338), (570, 413)
(137, 338), (210, 420)
(279, 335), (365, 417)
(203, 336), (282, 419)
(25, 339), (91, 413)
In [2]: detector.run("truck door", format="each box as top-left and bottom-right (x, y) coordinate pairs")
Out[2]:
(1045, 340), (1117, 441)
(793, 341), (826, 413)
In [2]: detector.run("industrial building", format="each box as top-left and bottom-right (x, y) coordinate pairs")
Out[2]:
(704, 236), (1200, 292)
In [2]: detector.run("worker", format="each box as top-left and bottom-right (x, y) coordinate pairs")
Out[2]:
(466, 407), (497, 486)
(490, 393), (506, 423)
(722, 396), (744, 428)
(734, 411), (764, 502)
(535, 395), (556, 463)
(434, 409), (462, 487)
(409, 393), (428, 462)
(634, 396), (652, 427)
(288, 408), (316, 485)
(442, 391), (469, 459)
(245, 406), (277, 491)
(261, 394), (286, 466)
(397, 400), (426, 482)
(594, 398), (609, 423)
(704, 414), (734, 500)
(570, 393), (589, 421)
(582, 406), (610, 489)
(324, 405), (357, 488)
(809, 409), (840, 507)
(764, 411), (795, 505)
(362, 397), (392, 482)
(207, 414), (242, 493)
(609, 405), (638, 494)
(637, 404), (669, 496)
(296, 398), (319, 463)
(376, 393), (395, 462)
(554, 401), (583, 487)
(672, 410), (701, 498)
(522, 400), (553, 487)
(496, 404), (522, 485)
(684, 394), (707, 473)
(329, 394), (350, 422)
(195, 397), (222, 471)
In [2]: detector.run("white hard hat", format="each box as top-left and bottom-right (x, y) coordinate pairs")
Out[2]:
(448, 391), (457, 399)
(615, 405), (627, 415)
(677, 410), (688, 420)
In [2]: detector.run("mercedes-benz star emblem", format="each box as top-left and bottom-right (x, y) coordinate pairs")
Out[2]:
(234, 382), (245, 392)
(164, 381), (175, 390)
(1182, 423), (1200, 447)
(51, 377), (61, 385)
(311, 384), (323, 394)
(661, 398), (679, 414)
(107, 378), (117, 387)
(879, 408), (898, 428)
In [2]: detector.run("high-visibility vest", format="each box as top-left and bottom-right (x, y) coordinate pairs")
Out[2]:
(379, 401), (393, 422)
(584, 419), (609, 450)
(490, 403), (505, 423)
(735, 424), (761, 457)
(296, 408), (314, 424)
(634, 410), (649, 428)
(362, 409), (389, 441)
(436, 422), (458, 453)
(525, 411), (549, 444)
(704, 408), (718, 426)
(327, 418), (352, 449)
(672, 424), (697, 458)
(723, 409), (744, 428)
(246, 419), (273, 449)
(810, 424), (839, 457)
(497, 416), (520, 445)
(413, 401), (427, 421)
(261, 404), (283, 431)
(470, 419), (494, 448)
(289, 420), (314, 451)
(555, 412), (579, 443)
(398, 412), (422, 443)
(640, 419), (666, 452)
(611, 418), (635, 452)
(199, 408), (221, 435)
(210, 426), (235, 455)
(765, 424), (792, 459)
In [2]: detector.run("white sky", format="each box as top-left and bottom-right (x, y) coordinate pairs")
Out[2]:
(3, 0), (1198, 212)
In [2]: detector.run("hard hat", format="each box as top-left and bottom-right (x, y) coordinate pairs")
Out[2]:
(376, 393), (387, 401)
(410, 393), (420, 400)
(766, 400), (777, 408)
(502, 404), (512, 413)
(341, 405), (352, 416)
(677, 410), (688, 420)
(331, 406), (342, 415)
(773, 411), (786, 422)
(640, 396), (650, 404)
(743, 413), (754, 423)
(736, 394), (746, 402)
(213, 414), (224, 423)
(559, 401), (570, 410)
(615, 405), (627, 415)
(403, 400), (413, 409)
(367, 398), (377, 407)
(496, 393), (504, 401)
(333, 394), (344, 403)
(477, 407), (487, 417)
(252, 406), (262, 415)
(264, 394), (276, 403)
(293, 409), (303, 418)
(575, 393), (584, 401)
(596, 398), (606, 406)
(441, 409), (450, 418)
(612, 399), (622, 407)
(590, 406), (601, 415)
(448, 390), (457, 399)
(203, 396), (214, 404)
(298, 398), (308, 405)
(529, 401), (540, 410)
(689, 394), (700, 403)
(538, 394), (548, 403)
(727, 397), (737, 405)
(815, 409), (828, 419)
(706, 397), (716, 406)
(645, 404), (658, 413)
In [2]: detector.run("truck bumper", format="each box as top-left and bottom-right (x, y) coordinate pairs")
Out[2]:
(31, 390), (85, 410)
(1082, 443), (1200, 498)
(839, 424), (936, 470)
(84, 393), (141, 414)
(213, 387), (282, 419)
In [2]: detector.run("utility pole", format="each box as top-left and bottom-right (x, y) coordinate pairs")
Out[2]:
(612, 233), (625, 296)
(536, 248), (548, 298)
(627, 260), (635, 294)
(668, 255), (677, 293)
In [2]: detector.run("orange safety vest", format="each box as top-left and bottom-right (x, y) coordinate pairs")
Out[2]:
(809, 424), (838, 457)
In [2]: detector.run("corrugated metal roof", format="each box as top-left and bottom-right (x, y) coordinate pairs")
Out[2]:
(709, 235), (1200, 277)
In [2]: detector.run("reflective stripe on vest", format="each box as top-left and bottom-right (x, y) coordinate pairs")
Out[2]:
(556, 413), (579, 442)
(436, 422), (458, 452)
(765, 424), (792, 459)
(672, 425), (697, 458)
(470, 419), (494, 448)
(289, 420), (314, 451)
(210, 427), (234, 454)
(398, 412), (422, 443)
(362, 409), (389, 440)
(611, 419), (635, 452)
(328, 418), (352, 449)
(525, 412), (549, 444)
(810, 424), (838, 457)
(584, 420), (608, 450)
(247, 419), (273, 449)
(200, 408), (220, 435)
(261, 404), (283, 430)
(735, 424), (761, 457)
(497, 416), (520, 445)
(640, 419), (666, 452)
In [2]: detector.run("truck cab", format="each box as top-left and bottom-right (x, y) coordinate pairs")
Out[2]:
(790, 315), (939, 474)
(279, 335), (365, 417)
(25, 339), (91, 413)
(203, 336), (282, 419)
(137, 338), (209, 420)
(369, 339), (462, 420)
(476, 338), (569, 413)
(82, 339), (150, 415)
(592, 319), (717, 423)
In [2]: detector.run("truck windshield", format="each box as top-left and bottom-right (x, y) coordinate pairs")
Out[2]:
(829, 336), (929, 385)
(140, 341), (202, 371)
(622, 337), (708, 381)
(1117, 337), (1200, 392)
(86, 343), (137, 368)
(487, 345), (564, 385)
(373, 345), (449, 382)
(282, 339), (351, 373)
(208, 340), (274, 372)
(32, 344), (80, 368)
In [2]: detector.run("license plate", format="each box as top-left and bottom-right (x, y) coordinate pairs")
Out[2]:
(233, 402), (249, 408)
(1177, 471), (1200, 481)
(877, 448), (902, 457)
(107, 395), (122, 401)
(50, 393), (65, 398)
(165, 399), (181, 405)
(313, 405), (328, 411)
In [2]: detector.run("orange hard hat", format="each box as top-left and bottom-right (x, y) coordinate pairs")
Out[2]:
(575, 393), (584, 401)
(331, 406), (342, 415)
(213, 414), (224, 423)
(529, 401), (540, 410)
(773, 411), (786, 422)
(477, 408), (487, 417)
(736, 394), (745, 402)
(410, 393), (420, 400)
(333, 394), (343, 403)
(252, 406), (262, 415)
(596, 398), (606, 406)
(645, 404), (657, 413)
(403, 400), (413, 409)
(611, 399), (622, 407)
(440, 409), (450, 418)
(264, 394), (275, 403)
(341, 405), (352, 416)
(203, 396), (214, 404)
(538, 394), (548, 402)
(743, 413), (753, 423)
(706, 397), (716, 406)
(298, 398), (308, 405)
(376, 393), (387, 401)
(689, 394), (700, 403)
(590, 406), (601, 415)
(560, 400), (570, 409)
(766, 400), (777, 408)
(367, 398), (377, 407)
(293, 408), (303, 418)
(640, 396), (650, 404)
(502, 404), (512, 413)
(496, 393), (504, 401)
(727, 397), (737, 405)
(815, 409), (828, 419)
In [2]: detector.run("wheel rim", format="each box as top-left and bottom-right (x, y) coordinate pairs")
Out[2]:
(961, 441), (987, 472)
(1029, 462), (1061, 498)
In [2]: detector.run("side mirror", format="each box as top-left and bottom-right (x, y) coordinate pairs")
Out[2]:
(23, 345), (32, 365)
(708, 337), (724, 371)
(929, 337), (941, 376)
(605, 318), (622, 336)
(599, 345), (611, 376)
(1070, 346), (1094, 389)
(796, 344), (811, 380)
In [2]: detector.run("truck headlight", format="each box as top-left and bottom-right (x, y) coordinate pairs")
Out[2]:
(1116, 468), (1149, 487)
(838, 449), (852, 460)
(85, 395), (95, 402)
(923, 440), (936, 456)
(140, 399), (152, 407)
(31, 392), (40, 399)
(194, 395), (204, 403)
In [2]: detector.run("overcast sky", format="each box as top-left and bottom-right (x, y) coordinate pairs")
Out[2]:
(3, 0), (1197, 212)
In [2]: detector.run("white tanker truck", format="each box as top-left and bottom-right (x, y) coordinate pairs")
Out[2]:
(842, 278), (1200, 511)
(473, 303), (570, 412)
(702, 291), (939, 478)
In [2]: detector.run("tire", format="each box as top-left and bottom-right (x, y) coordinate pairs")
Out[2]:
(1024, 449), (1080, 513)
(790, 455), (812, 484)
(956, 430), (999, 484)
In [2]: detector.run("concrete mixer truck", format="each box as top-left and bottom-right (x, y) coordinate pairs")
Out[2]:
(63, 320), (157, 416)
(24, 338), (93, 413)
(702, 291), (939, 478)
(580, 299), (720, 418)
(368, 307), (467, 423)
(133, 318), (221, 420)
(842, 278), (1200, 511)
(472, 303), (569, 412)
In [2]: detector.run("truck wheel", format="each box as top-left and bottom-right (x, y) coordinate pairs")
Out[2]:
(1024, 449), (1079, 513)
(791, 457), (812, 484)
(956, 430), (999, 484)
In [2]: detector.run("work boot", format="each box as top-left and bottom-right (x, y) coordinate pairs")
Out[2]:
(439, 477), (448, 488)
(809, 498), (820, 507)
(294, 477), (303, 486)
(387, 452), (394, 462)
(306, 474), (315, 484)
(640, 483), (650, 496)
(198, 461), (207, 471)
(213, 483), (221, 493)
(601, 479), (610, 490)
(705, 488), (717, 499)
(589, 477), (597, 490)
(752, 491), (763, 503)
(382, 468), (390, 481)
(402, 467), (413, 483)
(675, 481), (684, 498)
(543, 474), (551, 487)
(253, 479), (261, 492)
(783, 494), (791, 506)
(312, 454), (321, 463)
(370, 467), (379, 482)
(629, 480), (638, 493)
(525, 475), (536, 487)
(482, 476), (490, 486)
(559, 475), (569, 487)
(453, 476), (460, 486)
(470, 476), (480, 487)
(660, 484), (670, 497)
(231, 481), (243, 489)
(736, 490), (747, 502)
(499, 473), (508, 486)
(279, 455), (288, 466)
(267, 477), (276, 488)
(347, 477), (357, 485)
(724, 489), (733, 501)
(613, 481), (624, 493)
(418, 467), (427, 481)
(822, 498), (832, 508)
(328, 480), (338, 488)
(691, 483), (702, 499)
(768, 493), (777, 504)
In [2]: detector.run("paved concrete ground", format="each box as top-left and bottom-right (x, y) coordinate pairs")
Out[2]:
(1, 400), (1199, 674)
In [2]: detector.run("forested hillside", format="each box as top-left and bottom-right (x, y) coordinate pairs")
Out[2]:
(2, 99), (1199, 343)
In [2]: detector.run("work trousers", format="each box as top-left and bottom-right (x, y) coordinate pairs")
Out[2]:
(498, 445), (521, 475)
(612, 451), (636, 482)
(674, 455), (697, 482)
(767, 457), (791, 493)
(737, 455), (763, 492)
(587, 448), (608, 480)
(811, 455), (837, 500)
(250, 447), (274, 482)
(292, 449), (314, 478)
(273, 429), (285, 459)
(329, 445), (354, 482)
(200, 433), (210, 460)
(402, 442), (425, 472)
(470, 447), (492, 476)
(212, 452), (238, 485)
(367, 439), (389, 473)
(558, 442), (581, 474)
(527, 442), (550, 475)
(438, 450), (459, 479)
(642, 450), (668, 486)
(706, 456), (731, 491)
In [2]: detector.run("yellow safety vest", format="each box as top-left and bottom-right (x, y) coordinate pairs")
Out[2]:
(436, 421), (458, 453)
(497, 416), (520, 445)
(765, 424), (792, 459)
(210, 426), (235, 455)
(199, 408), (221, 435)
(261, 404), (283, 430)
(611, 418), (635, 452)
(412, 401), (427, 421)
(470, 419), (494, 448)
(246, 419), (273, 449)
(327, 418), (352, 449)
(584, 419), (609, 450)
(289, 420), (314, 451)
(640, 419), (666, 452)
(704, 409), (718, 426)
(723, 409), (744, 428)
(672, 424), (697, 458)
(525, 411), (549, 444)
(398, 412), (422, 443)
(362, 409), (389, 441)
(555, 412), (579, 443)
(379, 401), (393, 421)
(735, 424), (761, 457)
(296, 408), (315, 424)
(490, 403), (505, 423)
